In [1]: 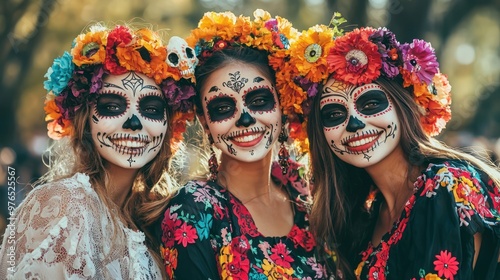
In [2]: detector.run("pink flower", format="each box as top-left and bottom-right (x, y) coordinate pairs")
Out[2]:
(174, 222), (198, 247)
(433, 250), (459, 280)
(401, 39), (439, 85)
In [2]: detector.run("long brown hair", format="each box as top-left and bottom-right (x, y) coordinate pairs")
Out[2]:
(307, 76), (500, 278)
(42, 87), (175, 273)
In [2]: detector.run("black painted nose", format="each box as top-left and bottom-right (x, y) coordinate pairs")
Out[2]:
(346, 115), (365, 132)
(122, 114), (143, 131)
(236, 110), (256, 127)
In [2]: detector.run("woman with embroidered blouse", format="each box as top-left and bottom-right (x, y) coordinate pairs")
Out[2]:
(159, 10), (329, 279)
(0, 24), (196, 279)
(278, 20), (500, 279)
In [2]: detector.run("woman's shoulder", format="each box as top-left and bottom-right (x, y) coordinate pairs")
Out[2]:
(417, 159), (500, 230)
(167, 179), (229, 213)
(16, 173), (106, 226)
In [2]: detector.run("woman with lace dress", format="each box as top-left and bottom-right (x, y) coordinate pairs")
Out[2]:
(0, 24), (195, 279)
(278, 19), (500, 279)
(159, 10), (330, 279)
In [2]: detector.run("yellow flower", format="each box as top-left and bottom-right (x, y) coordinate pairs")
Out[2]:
(71, 30), (107, 66)
(424, 273), (443, 280)
(289, 25), (335, 83)
(262, 259), (294, 279)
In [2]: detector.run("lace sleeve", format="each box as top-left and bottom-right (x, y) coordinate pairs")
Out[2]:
(0, 173), (114, 279)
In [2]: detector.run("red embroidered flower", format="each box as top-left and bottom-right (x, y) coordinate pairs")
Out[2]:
(270, 242), (294, 268)
(326, 28), (382, 85)
(231, 198), (260, 237)
(161, 210), (182, 247)
(289, 226), (316, 251)
(174, 222), (198, 247)
(433, 250), (459, 280)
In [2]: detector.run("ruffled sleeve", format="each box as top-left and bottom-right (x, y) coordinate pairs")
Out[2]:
(0, 173), (115, 279)
(160, 180), (224, 279)
(409, 160), (500, 279)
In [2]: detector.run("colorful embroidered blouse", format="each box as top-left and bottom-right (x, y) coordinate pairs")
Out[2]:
(160, 161), (329, 279)
(355, 160), (500, 280)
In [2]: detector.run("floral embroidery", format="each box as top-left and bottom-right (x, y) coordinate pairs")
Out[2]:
(174, 222), (198, 247)
(160, 160), (328, 279)
(433, 250), (459, 280)
(355, 160), (500, 279)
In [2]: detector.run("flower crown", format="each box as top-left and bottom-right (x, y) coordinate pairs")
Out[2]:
(276, 14), (452, 151)
(185, 10), (301, 128)
(43, 24), (196, 148)
(186, 9), (298, 71)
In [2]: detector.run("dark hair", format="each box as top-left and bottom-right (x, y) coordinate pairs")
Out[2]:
(194, 47), (275, 115)
(307, 76), (500, 278)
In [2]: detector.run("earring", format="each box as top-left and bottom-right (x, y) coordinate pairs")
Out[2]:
(278, 125), (290, 175)
(207, 134), (219, 181)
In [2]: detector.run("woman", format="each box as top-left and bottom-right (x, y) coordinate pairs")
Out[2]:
(0, 24), (195, 279)
(160, 10), (329, 279)
(281, 22), (500, 279)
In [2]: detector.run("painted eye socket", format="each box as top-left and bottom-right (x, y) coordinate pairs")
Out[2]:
(320, 103), (347, 127)
(356, 90), (389, 115)
(206, 96), (236, 121)
(139, 95), (166, 120)
(245, 88), (276, 111)
(96, 94), (127, 117)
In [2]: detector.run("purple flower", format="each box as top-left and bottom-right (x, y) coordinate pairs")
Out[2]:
(293, 76), (319, 98)
(90, 66), (105, 94)
(401, 39), (439, 84)
(264, 19), (278, 32)
(161, 78), (196, 112)
(369, 27), (401, 78)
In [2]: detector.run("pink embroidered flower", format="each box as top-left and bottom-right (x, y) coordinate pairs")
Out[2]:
(433, 250), (459, 280)
(270, 242), (294, 268)
(174, 222), (198, 247)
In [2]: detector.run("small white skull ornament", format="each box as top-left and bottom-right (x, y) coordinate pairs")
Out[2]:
(166, 36), (198, 79)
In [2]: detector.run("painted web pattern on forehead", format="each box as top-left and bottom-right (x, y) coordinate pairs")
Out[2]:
(122, 72), (144, 96)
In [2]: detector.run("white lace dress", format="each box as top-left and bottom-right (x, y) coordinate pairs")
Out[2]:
(0, 173), (162, 279)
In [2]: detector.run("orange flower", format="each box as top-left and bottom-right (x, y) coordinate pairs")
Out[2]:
(289, 25), (335, 83)
(71, 30), (107, 66)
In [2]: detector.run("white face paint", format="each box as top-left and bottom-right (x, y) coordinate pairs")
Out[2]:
(201, 63), (281, 162)
(319, 78), (400, 168)
(90, 72), (167, 169)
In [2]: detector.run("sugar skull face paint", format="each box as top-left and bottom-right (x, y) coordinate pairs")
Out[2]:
(320, 78), (400, 168)
(201, 64), (281, 162)
(90, 72), (167, 169)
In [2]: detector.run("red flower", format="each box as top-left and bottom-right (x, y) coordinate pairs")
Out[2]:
(289, 226), (316, 251)
(327, 28), (382, 85)
(104, 25), (132, 75)
(174, 222), (198, 247)
(433, 250), (459, 280)
(270, 242), (294, 268)
(161, 210), (182, 247)
(231, 199), (260, 237)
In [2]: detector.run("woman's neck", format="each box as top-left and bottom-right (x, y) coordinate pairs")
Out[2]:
(365, 146), (418, 215)
(104, 163), (139, 207)
(217, 152), (275, 203)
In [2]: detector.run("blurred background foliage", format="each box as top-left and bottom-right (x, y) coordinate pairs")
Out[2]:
(0, 0), (499, 191)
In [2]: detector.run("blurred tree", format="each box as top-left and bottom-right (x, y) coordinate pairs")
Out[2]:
(0, 0), (57, 147)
